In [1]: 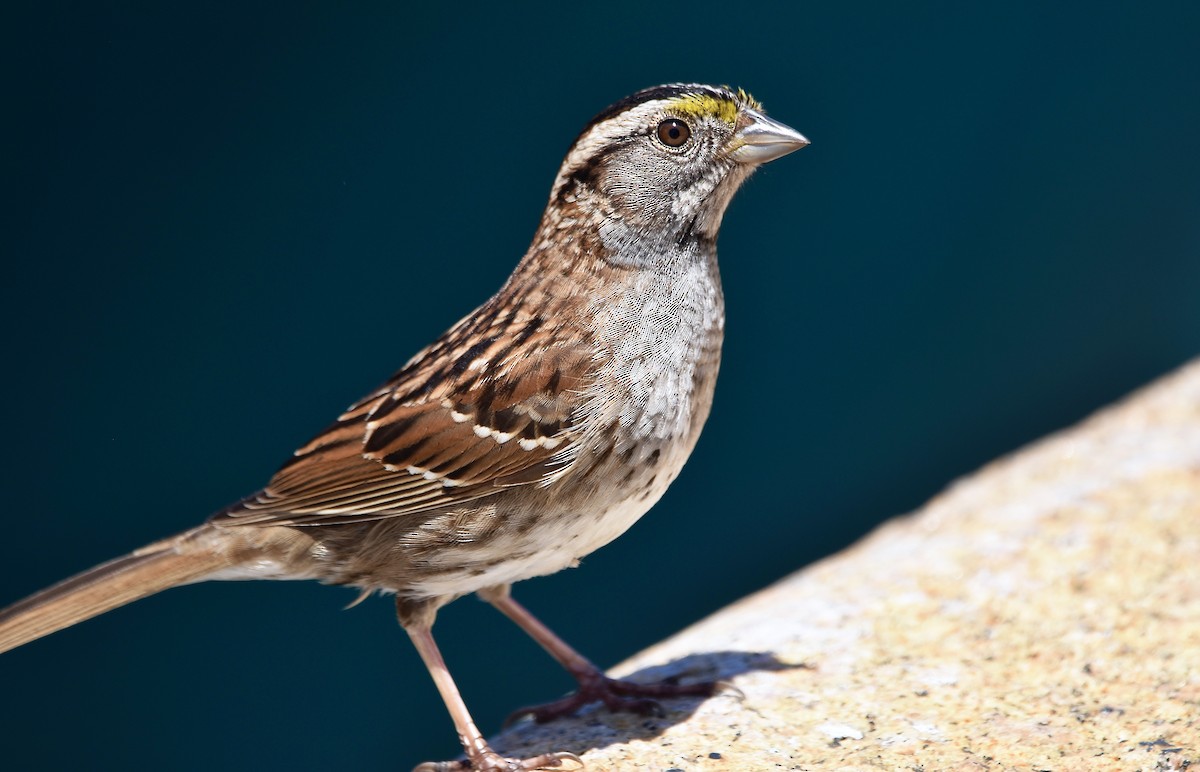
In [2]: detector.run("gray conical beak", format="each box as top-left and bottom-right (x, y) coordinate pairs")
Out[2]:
(729, 109), (809, 165)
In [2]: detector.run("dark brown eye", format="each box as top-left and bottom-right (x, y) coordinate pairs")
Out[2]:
(656, 118), (691, 147)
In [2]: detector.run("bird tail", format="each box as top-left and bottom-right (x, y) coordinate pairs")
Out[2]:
(0, 528), (230, 654)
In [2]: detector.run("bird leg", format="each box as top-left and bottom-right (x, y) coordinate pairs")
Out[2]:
(478, 585), (716, 725)
(401, 599), (580, 772)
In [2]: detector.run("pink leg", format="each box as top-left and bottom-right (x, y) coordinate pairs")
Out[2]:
(401, 601), (580, 771)
(478, 585), (715, 725)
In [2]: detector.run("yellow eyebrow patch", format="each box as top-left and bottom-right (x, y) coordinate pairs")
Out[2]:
(667, 88), (758, 124)
(667, 93), (741, 124)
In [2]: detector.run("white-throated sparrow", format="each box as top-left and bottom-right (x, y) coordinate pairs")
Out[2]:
(0, 83), (806, 770)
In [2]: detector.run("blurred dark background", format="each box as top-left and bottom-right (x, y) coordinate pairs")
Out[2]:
(2, 2), (1197, 769)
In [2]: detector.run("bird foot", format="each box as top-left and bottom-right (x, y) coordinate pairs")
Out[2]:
(506, 669), (718, 725)
(413, 750), (582, 772)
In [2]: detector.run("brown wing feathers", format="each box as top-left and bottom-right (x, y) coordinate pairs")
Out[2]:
(216, 303), (595, 527)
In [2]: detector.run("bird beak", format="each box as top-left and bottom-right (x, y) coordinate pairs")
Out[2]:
(729, 109), (809, 165)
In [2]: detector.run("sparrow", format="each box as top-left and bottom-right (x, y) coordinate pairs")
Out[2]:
(0, 83), (807, 771)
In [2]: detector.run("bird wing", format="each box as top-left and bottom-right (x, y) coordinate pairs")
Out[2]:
(214, 307), (596, 527)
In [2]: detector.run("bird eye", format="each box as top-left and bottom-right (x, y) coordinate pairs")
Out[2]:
(656, 118), (691, 148)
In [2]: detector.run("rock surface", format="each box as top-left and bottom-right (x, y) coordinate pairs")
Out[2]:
(490, 361), (1200, 771)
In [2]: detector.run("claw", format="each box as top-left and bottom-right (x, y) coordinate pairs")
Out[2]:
(542, 752), (584, 770)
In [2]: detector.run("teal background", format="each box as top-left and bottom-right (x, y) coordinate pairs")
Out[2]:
(2, 3), (1198, 769)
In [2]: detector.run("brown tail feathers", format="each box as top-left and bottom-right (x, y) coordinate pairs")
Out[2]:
(0, 529), (229, 654)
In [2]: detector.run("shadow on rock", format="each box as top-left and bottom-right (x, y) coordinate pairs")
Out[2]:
(490, 650), (808, 760)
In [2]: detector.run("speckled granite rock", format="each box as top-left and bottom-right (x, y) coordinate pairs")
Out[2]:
(490, 361), (1200, 771)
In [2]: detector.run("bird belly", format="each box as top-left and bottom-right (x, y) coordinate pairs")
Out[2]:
(400, 502), (645, 598)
